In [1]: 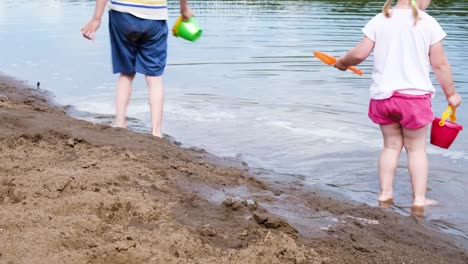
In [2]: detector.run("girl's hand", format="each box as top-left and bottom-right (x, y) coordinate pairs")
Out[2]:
(81, 18), (101, 40)
(334, 58), (348, 71)
(447, 92), (462, 109)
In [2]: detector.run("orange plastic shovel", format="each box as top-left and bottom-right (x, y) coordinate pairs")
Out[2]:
(313, 51), (363, 76)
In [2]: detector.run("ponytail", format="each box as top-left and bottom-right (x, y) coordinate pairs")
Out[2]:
(411, 0), (420, 25)
(383, 0), (420, 25)
(383, 0), (392, 18)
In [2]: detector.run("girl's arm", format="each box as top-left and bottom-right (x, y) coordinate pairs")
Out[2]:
(430, 41), (462, 108)
(335, 36), (374, 71)
(81, 0), (108, 40)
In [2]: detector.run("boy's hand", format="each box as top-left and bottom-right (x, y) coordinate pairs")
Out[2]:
(81, 18), (101, 40)
(180, 6), (194, 20)
(334, 58), (348, 71)
(447, 92), (462, 109)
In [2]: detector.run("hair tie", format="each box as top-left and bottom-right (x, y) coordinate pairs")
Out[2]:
(411, 0), (417, 7)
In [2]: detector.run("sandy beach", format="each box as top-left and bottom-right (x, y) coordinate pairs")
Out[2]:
(0, 75), (467, 264)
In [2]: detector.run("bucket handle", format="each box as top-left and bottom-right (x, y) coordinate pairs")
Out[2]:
(172, 16), (183, 37)
(439, 105), (457, 126)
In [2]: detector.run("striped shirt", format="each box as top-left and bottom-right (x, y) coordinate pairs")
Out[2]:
(108, 0), (168, 20)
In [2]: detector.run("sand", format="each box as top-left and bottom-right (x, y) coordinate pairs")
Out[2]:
(0, 75), (467, 264)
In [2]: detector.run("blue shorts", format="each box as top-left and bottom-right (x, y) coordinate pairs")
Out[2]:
(109, 10), (168, 76)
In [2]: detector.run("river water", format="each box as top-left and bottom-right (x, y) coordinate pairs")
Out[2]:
(0, 0), (467, 242)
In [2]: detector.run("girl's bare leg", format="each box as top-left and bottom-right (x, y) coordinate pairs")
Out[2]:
(402, 125), (429, 207)
(378, 123), (404, 203)
(115, 73), (135, 128)
(145, 75), (164, 138)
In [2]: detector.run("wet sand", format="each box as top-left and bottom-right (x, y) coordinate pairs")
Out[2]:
(0, 75), (467, 264)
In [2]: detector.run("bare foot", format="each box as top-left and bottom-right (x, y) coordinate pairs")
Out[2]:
(411, 205), (425, 218)
(114, 120), (127, 128)
(378, 193), (393, 201)
(152, 132), (162, 138)
(411, 198), (439, 218)
(423, 198), (439, 206)
(378, 198), (393, 209)
(114, 117), (127, 128)
(413, 198), (439, 207)
(151, 128), (162, 138)
(378, 193), (393, 207)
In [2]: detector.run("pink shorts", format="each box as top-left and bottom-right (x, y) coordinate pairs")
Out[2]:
(368, 92), (433, 129)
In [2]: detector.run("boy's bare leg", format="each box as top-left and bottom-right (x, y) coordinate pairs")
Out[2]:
(115, 73), (135, 128)
(402, 125), (429, 207)
(378, 123), (404, 204)
(145, 75), (164, 138)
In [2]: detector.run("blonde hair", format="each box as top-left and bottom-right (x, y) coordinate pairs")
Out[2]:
(382, 0), (420, 25)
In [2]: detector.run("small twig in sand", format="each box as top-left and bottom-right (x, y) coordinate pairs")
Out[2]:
(264, 230), (271, 242)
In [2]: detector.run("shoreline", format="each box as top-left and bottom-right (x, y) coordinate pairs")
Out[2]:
(0, 74), (467, 263)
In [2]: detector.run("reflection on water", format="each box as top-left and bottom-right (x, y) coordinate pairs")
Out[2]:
(0, 0), (467, 241)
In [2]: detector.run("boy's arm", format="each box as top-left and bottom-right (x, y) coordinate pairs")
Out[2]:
(335, 36), (374, 71)
(430, 41), (461, 108)
(81, 0), (108, 40)
(179, 0), (194, 19)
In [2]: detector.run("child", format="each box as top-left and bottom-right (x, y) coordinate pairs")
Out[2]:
(333, 0), (462, 211)
(81, 0), (194, 138)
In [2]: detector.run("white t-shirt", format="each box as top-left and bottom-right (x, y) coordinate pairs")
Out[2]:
(108, 0), (168, 20)
(362, 9), (446, 99)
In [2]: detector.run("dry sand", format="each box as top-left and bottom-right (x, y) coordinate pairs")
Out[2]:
(0, 76), (467, 264)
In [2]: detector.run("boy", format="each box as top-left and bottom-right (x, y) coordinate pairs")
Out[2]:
(81, 0), (193, 138)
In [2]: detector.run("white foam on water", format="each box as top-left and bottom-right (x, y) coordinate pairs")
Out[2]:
(165, 103), (237, 122)
(70, 97), (113, 116)
(428, 146), (468, 160)
(265, 118), (467, 162)
(94, 85), (111, 91)
(24, 60), (38, 67)
(266, 119), (382, 147)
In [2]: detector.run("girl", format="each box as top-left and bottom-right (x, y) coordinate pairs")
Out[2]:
(334, 0), (462, 211)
